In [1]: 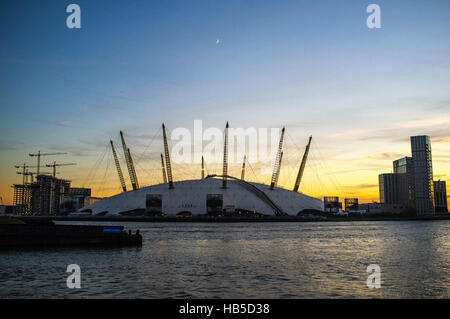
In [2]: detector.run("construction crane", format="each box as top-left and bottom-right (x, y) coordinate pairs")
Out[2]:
(162, 123), (174, 189)
(161, 153), (168, 184)
(293, 136), (312, 192)
(45, 161), (76, 178)
(270, 127), (285, 190)
(110, 140), (127, 192)
(120, 130), (139, 190)
(45, 161), (75, 214)
(16, 171), (38, 184)
(222, 122), (229, 189)
(241, 155), (246, 181)
(15, 164), (37, 170)
(14, 164), (37, 185)
(29, 151), (67, 175)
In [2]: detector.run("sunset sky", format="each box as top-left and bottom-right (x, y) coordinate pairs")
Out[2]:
(0, 0), (449, 206)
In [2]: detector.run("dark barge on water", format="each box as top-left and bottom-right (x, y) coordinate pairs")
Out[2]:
(0, 216), (142, 249)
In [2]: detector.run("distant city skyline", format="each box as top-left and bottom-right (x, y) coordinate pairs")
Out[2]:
(1, 0), (449, 206)
(378, 135), (446, 215)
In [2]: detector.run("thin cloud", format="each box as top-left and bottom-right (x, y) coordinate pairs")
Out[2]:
(30, 118), (78, 128)
(329, 116), (450, 139)
(341, 184), (378, 189)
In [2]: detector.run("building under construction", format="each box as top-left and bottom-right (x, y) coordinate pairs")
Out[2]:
(13, 175), (70, 215)
(12, 183), (37, 215)
(13, 175), (90, 216)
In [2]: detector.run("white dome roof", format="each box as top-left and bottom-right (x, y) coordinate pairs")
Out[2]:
(78, 177), (323, 216)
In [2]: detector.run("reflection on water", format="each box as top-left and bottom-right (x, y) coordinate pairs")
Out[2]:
(0, 221), (449, 298)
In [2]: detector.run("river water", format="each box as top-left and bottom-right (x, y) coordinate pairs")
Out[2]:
(0, 220), (449, 298)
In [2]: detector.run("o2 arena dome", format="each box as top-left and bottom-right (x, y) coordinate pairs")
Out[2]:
(75, 123), (323, 217)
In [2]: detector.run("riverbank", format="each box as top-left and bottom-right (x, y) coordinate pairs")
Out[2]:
(14, 214), (450, 223)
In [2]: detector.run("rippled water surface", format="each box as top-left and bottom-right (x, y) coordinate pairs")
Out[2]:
(1, 221), (450, 298)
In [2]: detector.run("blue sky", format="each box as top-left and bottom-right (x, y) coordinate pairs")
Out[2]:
(0, 0), (449, 203)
